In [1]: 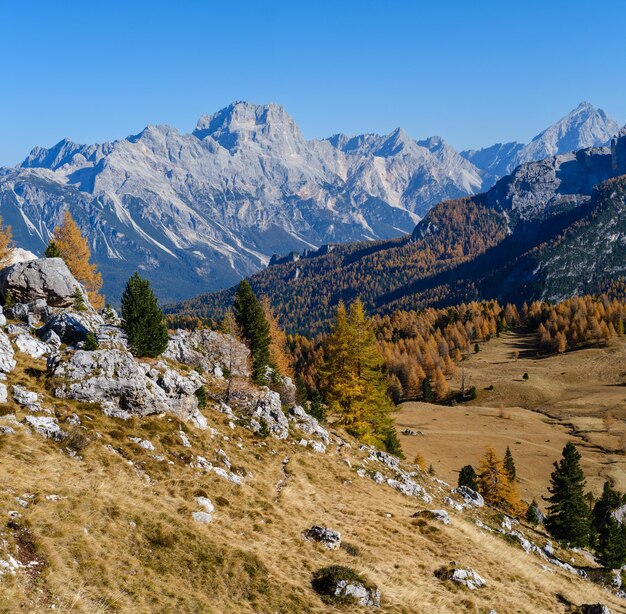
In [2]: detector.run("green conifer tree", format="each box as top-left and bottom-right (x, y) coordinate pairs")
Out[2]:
(232, 280), (271, 384)
(504, 446), (517, 481)
(458, 465), (478, 490)
(526, 499), (543, 526)
(45, 240), (62, 258)
(121, 272), (169, 358)
(295, 375), (309, 407)
(545, 443), (591, 547)
(597, 516), (626, 569)
(421, 377), (434, 402)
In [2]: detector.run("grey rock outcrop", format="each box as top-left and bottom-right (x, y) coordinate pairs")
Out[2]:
(0, 330), (16, 374)
(435, 566), (487, 590)
(38, 312), (103, 346)
(303, 525), (341, 549)
(287, 405), (329, 444)
(164, 329), (250, 378)
(452, 486), (484, 507)
(0, 258), (86, 308)
(51, 349), (205, 425)
(15, 333), (50, 359)
(23, 416), (66, 441)
(228, 382), (289, 439)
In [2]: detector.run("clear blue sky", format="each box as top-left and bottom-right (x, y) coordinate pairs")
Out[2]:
(1, 0), (624, 166)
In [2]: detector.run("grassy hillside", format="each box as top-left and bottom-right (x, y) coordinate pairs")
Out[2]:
(0, 348), (624, 612)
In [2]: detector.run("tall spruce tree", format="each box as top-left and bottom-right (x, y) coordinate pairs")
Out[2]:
(504, 446), (517, 481)
(233, 280), (271, 384)
(545, 443), (591, 547)
(592, 482), (626, 568)
(458, 465), (478, 490)
(320, 299), (400, 454)
(121, 272), (169, 358)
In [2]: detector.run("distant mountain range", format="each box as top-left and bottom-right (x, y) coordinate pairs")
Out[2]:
(174, 126), (626, 335)
(0, 101), (618, 302)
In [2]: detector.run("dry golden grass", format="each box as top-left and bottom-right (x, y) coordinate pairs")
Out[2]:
(397, 332), (626, 497)
(0, 346), (624, 612)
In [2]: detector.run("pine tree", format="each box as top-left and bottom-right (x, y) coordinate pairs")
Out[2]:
(53, 211), (104, 309)
(309, 391), (325, 422)
(504, 446), (517, 481)
(526, 499), (543, 526)
(233, 280), (271, 384)
(597, 516), (626, 569)
(592, 482), (626, 568)
(295, 375), (309, 407)
(458, 465), (478, 490)
(44, 240), (62, 258)
(421, 377), (434, 402)
(545, 443), (591, 547)
(121, 272), (169, 358)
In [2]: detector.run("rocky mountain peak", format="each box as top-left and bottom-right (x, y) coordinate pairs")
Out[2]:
(193, 101), (303, 149)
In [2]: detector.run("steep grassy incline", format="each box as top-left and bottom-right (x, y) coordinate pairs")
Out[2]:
(0, 350), (622, 613)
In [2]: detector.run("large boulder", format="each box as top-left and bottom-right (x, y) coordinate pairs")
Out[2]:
(0, 258), (86, 308)
(164, 329), (250, 378)
(50, 349), (206, 425)
(38, 312), (103, 346)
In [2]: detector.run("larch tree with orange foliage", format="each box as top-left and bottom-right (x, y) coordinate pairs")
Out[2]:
(51, 211), (104, 309)
(477, 447), (526, 516)
(262, 297), (293, 378)
(0, 216), (12, 262)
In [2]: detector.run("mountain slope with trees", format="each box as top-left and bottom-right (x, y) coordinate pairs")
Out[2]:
(171, 129), (626, 335)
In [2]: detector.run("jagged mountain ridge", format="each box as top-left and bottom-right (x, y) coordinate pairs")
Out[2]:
(172, 129), (626, 334)
(0, 101), (618, 303)
(462, 102), (619, 184)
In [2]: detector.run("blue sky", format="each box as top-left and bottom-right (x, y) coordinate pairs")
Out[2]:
(1, 0), (624, 166)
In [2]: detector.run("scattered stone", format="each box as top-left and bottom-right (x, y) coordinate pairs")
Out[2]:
(435, 566), (487, 590)
(212, 466), (243, 484)
(129, 437), (155, 451)
(443, 496), (463, 511)
(23, 415), (66, 441)
(15, 333), (50, 359)
(196, 497), (214, 513)
(452, 485), (484, 507)
(413, 509), (450, 525)
(66, 413), (81, 426)
(179, 430), (191, 447)
(191, 511), (213, 524)
(0, 383), (7, 404)
(0, 330), (16, 374)
(304, 525), (341, 549)
(310, 441), (326, 454)
(12, 385), (45, 412)
(287, 405), (330, 443)
(312, 565), (380, 607)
